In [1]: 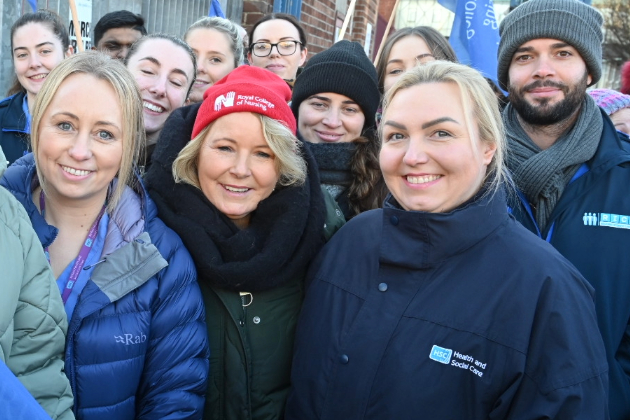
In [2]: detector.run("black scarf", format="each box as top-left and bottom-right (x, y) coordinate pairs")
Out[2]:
(302, 140), (355, 219)
(145, 104), (327, 292)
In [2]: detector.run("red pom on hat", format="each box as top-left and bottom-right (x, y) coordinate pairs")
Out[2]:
(621, 61), (630, 95)
(191, 66), (296, 139)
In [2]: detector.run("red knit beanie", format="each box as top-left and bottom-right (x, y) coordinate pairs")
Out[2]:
(621, 61), (630, 95)
(191, 66), (296, 139)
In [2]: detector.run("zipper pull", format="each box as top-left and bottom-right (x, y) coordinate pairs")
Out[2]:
(83, 258), (107, 271)
(239, 292), (253, 307)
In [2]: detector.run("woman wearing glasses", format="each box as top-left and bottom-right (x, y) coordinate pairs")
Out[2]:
(247, 13), (307, 87)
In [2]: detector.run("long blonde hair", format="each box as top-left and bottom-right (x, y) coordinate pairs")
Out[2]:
(31, 51), (144, 212)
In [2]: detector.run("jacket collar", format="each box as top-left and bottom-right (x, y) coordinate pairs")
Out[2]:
(380, 188), (509, 269)
(0, 154), (57, 246)
(546, 109), (630, 224)
(0, 92), (29, 133)
(587, 108), (630, 171)
(0, 153), (165, 304)
(88, 231), (167, 303)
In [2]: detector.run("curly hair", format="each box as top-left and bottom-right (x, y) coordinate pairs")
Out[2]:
(347, 132), (389, 216)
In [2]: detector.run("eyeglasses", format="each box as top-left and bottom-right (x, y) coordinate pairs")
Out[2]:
(250, 41), (303, 57)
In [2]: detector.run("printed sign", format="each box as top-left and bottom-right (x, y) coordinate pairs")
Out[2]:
(69, 0), (93, 51)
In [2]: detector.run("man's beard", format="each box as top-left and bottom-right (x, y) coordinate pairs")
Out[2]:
(508, 72), (588, 126)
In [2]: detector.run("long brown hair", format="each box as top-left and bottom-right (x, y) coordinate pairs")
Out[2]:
(7, 9), (70, 96)
(347, 131), (388, 216)
(376, 26), (458, 94)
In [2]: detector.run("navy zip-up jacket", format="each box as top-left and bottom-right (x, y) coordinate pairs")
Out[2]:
(0, 92), (30, 165)
(287, 189), (609, 419)
(510, 110), (630, 420)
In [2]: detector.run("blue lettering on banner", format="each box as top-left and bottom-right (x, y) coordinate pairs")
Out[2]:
(429, 345), (453, 364)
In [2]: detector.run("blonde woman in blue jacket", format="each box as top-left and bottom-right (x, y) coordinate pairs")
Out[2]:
(1, 52), (208, 420)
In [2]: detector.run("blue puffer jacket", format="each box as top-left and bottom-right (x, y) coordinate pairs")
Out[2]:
(509, 111), (630, 420)
(1, 154), (209, 420)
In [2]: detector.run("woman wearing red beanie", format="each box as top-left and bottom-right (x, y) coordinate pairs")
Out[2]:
(144, 65), (344, 420)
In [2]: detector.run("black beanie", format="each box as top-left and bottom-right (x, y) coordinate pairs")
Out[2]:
(291, 40), (380, 131)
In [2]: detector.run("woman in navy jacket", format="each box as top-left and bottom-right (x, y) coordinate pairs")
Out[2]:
(0, 10), (72, 165)
(1, 52), (208, 420)
(286, 62), (609, 419)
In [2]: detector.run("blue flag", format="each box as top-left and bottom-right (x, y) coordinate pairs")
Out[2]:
(28, 0), (37, 12)
(208, 0), (226, 18)
(438, 0), (500, 87)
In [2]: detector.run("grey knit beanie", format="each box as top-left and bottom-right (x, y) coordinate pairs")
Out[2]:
(291, 40), (380, 130)
(497, 0), (603, 91)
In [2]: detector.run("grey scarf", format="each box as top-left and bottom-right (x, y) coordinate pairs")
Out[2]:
(504, 95), (603, 231)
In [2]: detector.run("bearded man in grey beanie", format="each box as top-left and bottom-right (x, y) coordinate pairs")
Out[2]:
(500, 0), (630, 418)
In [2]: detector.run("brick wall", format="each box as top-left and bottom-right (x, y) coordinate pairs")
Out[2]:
(350, 0), (379, 58)
(242, 0), (273, 31)
(301, 0), (337, 55)
(377, 0), (397, 22)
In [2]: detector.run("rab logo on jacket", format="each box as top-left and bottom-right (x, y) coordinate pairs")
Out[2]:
(429, 345), (452, 364)
(114, 333), (147, 345)
(214, 91), (236, 111)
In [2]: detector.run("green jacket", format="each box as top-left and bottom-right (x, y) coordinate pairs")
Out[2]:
(203, 189), (344, 420)
(0, 148), (75, 420)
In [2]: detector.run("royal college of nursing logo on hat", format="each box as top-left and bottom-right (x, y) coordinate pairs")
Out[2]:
(214, 91), (236, 111)
(214, 90), (278, 112)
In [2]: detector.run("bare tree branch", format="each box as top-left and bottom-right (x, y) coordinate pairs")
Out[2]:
(596, 0), (630, 63)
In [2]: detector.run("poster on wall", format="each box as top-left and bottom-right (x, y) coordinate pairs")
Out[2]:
(69, 0), (93, 51)
(364, 23), (372, 55)
(334, 15), (344, 42)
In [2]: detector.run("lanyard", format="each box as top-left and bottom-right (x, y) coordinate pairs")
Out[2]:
(40, 190), (106, 304)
